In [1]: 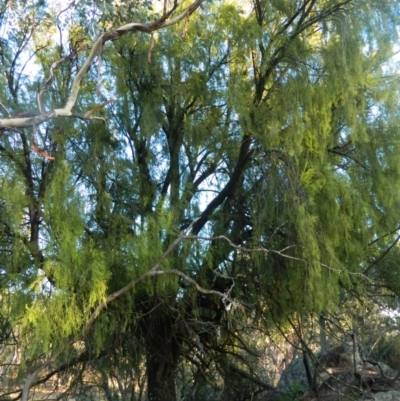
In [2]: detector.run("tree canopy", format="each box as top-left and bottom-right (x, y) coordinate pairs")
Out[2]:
(1, 1), (400, 400)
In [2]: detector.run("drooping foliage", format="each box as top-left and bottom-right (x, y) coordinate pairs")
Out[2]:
(1, 1), (400, 400)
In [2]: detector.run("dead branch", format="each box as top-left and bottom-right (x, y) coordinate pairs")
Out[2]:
(31, 141), (55, 160)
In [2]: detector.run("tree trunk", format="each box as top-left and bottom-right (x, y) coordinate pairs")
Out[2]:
(146, 349), (178, 401)
(143, 307), (182, 401)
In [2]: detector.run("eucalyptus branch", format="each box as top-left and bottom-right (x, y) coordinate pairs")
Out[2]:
(0, 0), (206, 129)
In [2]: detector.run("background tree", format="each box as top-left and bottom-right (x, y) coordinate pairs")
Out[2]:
(1, 1), (400, 401)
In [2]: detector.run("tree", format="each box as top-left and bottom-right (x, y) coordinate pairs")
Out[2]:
(1, 1), (400, 401)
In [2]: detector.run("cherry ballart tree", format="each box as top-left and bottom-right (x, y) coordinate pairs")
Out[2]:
(1, 1), (400, 401)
